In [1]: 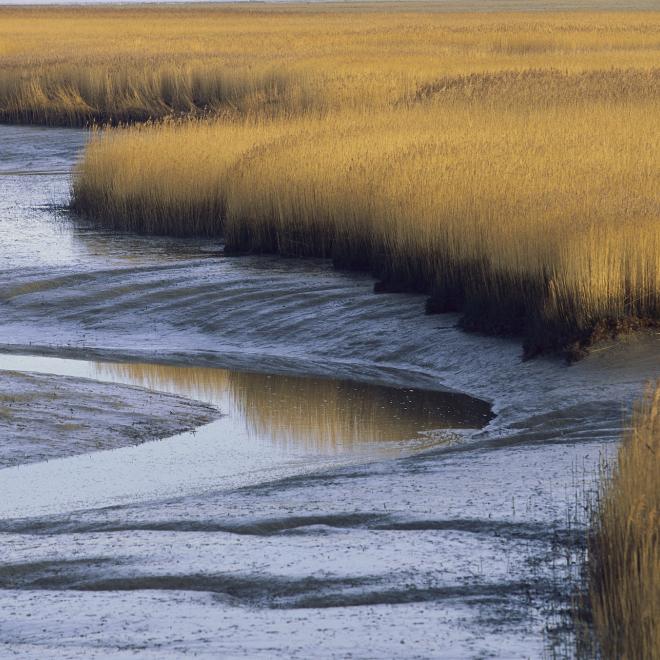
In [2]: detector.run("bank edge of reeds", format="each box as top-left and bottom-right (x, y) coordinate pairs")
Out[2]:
(0, 65), (307, 127)
(71, 82), (660, 361)
(575, 383), (659, 659)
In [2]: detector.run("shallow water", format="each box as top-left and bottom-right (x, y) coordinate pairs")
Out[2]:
(0, 124), (658, 658)
(0, 353), (491, 518)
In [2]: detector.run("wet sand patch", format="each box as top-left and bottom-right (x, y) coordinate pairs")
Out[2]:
(0, 370), (218, 468)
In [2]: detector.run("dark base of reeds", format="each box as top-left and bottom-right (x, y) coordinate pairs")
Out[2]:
(529, 316), (660, 364)
(0, 107), (229, 130)
(71, 208), (658, 363)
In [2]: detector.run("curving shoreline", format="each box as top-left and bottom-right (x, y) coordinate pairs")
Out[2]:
(1, 4), (659, 652)
(71, 106), (660, 362)
(2, 5), (659, 360)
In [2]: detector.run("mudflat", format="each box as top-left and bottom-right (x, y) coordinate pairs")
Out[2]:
(0, 370), (218, 467)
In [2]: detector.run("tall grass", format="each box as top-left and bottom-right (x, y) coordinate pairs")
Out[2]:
(73, 76), (660, 356)
(585, 383), (659, 659)
(2, 5), (660, 123)
(6, 4), (658, 355)
(0, 62), (300, 126)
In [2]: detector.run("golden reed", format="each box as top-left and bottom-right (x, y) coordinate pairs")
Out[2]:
(2, 4), (660, 123)
(2, 4), (657, 356)
(585, 383), (659, 659)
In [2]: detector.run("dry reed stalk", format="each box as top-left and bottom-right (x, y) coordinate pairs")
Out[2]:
(586, 383), (659, 659)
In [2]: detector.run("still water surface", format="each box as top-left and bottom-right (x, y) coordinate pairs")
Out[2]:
(0, 352), (491, 518)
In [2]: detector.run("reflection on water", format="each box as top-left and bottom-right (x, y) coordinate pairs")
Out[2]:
(0, 353), (494, 519)
(97, 362), (493, 452)
(0, 353), (492, 455)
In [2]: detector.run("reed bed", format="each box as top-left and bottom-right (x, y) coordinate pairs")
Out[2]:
(2, 5), (660, 123)
(0, 62), (300, 126)
(73, 77), (660, 357)
(585, 382), (659, 659)
(6, 3), (658, 355)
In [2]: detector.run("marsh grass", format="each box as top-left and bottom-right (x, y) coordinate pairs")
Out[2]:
(73, 86), (660, 356)
(0, 63), (300, 126)
(581, 383), (660, 659)
(2, 5), (660, 123)
(6, 4), (658, 356)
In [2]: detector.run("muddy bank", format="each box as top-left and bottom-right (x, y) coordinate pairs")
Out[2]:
(1, 123), (658, 658)
(0, 370), (218, 467)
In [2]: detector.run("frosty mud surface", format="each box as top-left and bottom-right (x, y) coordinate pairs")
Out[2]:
(0, 353), (491, 518)
(0, 124), (658, 658)
(0, 368), (218, 467)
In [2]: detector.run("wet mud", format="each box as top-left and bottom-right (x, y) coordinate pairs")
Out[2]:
(0, 124), (658, 658)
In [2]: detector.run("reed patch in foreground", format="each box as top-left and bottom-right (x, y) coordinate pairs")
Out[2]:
(581, 383), (659, 659)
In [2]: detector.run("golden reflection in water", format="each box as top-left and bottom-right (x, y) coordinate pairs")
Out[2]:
(95, 362), (492, 452)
